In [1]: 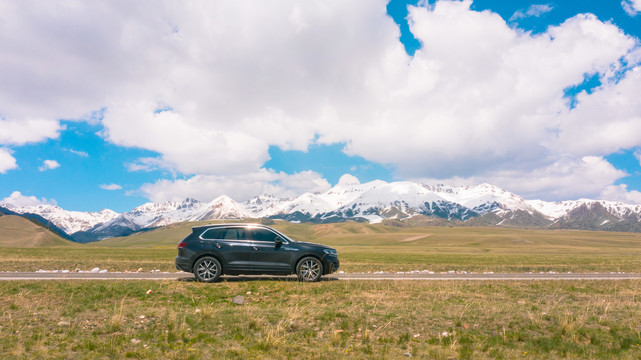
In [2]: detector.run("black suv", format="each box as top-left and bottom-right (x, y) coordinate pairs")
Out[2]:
(175, 223), (339, 282)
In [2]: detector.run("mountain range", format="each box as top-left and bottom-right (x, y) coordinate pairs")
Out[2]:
(3, 178), (641, 242)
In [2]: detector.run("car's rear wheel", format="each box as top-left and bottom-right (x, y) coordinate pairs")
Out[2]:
(193, 256), (221, 283)
(296, 257), (323, 282)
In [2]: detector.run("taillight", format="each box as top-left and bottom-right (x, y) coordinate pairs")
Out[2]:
(177, 242), (187, 249)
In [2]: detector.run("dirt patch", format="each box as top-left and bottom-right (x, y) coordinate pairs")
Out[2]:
(399, 235), (432, 242)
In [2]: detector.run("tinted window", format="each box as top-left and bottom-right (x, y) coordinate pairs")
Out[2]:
(201, 227), (249, 240)
(251, 229), (280, 242)
(222, 228), (249, 241)
(201, 228), (226, 240)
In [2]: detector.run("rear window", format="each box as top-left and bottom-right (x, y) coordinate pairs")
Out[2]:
(200, 228), (226, 240)
(201, 227), (250, 241)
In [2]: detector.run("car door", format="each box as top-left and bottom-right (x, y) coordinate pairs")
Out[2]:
(212, 227), (254, 272)
(249, 228), (296, 273)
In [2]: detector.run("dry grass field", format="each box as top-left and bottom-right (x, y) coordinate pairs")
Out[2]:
(1, 279), (641, 359)
(1, 222), (641, 358)
(2, 221), (640, 274)
(0, 215), (75, 247)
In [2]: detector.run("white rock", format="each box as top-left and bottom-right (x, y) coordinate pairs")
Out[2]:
(90, 267), (100, 273)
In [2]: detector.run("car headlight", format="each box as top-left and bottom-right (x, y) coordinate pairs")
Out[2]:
(323, 248), (337, 255)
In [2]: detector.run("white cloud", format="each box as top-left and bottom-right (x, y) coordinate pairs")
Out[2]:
(0, 118), (62, 146)
(1, 0), (641, 202)
(337, 174), (361, 186)
(600, 184), (641, 204)
(510, 4), (554, 21)
(0, 191), (57, 207)
(340, 4), (637, 180)
(66, 148), (89, 157)
(550, 68), (641, 156)
(100, 183), (122, 191)
(622, 0), (641, 16)
(138, 169), (331, 203)
(38, 159), (60, 171)
(0, 148), (17, 173)
(414, 156), (629, 202)
(634, 148), (641, 164)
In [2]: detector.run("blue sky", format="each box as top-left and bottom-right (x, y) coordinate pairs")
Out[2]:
(1, 0), (641, 212)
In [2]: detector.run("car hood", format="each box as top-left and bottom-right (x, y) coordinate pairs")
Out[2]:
(293, 241), (335, 251)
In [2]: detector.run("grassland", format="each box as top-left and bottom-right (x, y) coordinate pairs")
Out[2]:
(0, 215), (75, 247)
(2, 222), (641, 358)
(1, 221), (640, 273)
(2, 279), (641, 359)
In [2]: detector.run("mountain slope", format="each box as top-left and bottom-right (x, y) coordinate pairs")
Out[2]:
(0, 203), (119, 234)
(0, 215), (76, 247)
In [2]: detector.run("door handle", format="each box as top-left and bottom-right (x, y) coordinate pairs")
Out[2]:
(252, 246), (258, 251)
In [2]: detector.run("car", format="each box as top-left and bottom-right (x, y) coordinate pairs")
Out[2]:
(175, 223), (339, 282)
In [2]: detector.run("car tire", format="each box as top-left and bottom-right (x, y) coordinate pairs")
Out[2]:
(193, 256), (222, 283)
(296, 257), (323, 282)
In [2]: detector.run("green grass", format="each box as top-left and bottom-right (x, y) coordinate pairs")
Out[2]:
(2, 222), (640, 273)
(2, 222), (641, 358)
(0, 247), (176, 272)
(1, 280), (641, 359)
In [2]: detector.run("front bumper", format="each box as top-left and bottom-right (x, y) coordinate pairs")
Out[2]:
(323, 255), (340, 274)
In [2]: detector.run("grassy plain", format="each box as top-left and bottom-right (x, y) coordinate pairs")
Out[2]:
(2, 279), (641, 359)
(1, 221), (640, 273)
(2, 222), (641, 359)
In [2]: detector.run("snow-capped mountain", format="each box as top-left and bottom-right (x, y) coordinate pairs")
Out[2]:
(73, 196), (252, 242)
(527, 199), (641, 220)
(0, 203), (119, 235)
(5, 178), (641, 242)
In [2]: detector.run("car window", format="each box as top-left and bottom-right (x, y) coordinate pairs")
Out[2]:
(251, 229), (280, 242)
(223, 228), (249, 241)
(201, 228), (226, 240)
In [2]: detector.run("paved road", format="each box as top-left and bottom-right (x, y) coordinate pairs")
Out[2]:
(1, 272), (640, 281)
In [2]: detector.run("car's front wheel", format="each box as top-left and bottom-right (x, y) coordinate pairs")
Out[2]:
(296, 257), (323, 282)
(193, 256), (222, 283)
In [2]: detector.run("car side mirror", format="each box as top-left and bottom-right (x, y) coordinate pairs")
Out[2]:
(275, 237), (283, 245)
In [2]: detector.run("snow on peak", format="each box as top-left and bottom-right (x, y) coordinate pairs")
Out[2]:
(0, 202), (120, 234)
(9, 180), (641, 239)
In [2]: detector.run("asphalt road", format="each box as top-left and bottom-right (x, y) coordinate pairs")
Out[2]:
(1, 272), (640, 281)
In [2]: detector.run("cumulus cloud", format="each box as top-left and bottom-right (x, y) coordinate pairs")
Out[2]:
(0, 148), (17, 173)
(38, 159), (60, 171)
(138, 169), (331, 203)
(100, 183), (122, 191)
(414, 156), (629, 202)
(341, 4), (637, 180)
(600, 184), (641, 204)
(337, 174), (361, 186)
(0, 118), (62, 146)
(0, 191), (57, 207)
(1, 0), (641, 202)
(622, 0), (641, 16)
